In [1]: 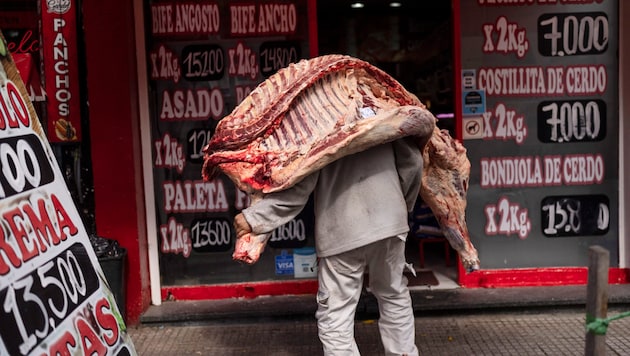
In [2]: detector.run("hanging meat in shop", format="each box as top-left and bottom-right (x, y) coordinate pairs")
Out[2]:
(202, 54), (480, 271)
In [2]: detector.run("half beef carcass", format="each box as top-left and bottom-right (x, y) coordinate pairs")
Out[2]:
(202, 54), (480, 271)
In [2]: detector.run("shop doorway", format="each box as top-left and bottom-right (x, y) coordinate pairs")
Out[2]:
(317, 0), (458, 289)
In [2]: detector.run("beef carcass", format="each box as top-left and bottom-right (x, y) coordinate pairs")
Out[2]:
(202, 55), (436, 195)
(202, 55), (479, 271)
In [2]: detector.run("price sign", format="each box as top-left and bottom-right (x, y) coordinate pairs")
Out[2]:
(146, 0), (314, 286)
(181, 44), (225, 81)
(259, 41), (301, 78)
(459, 1), (619, 268)
(186, 128), (213, 164)
(537, 100), (606, 143)
(190, 218), (232, 252)
(538, 12), (609, 57)
(0, 134), (54, 199)
(0, 33), (136, 355)
(0, 243), (100, 355)
(268, 217), (308, 249)
(541, 195), (609, 237)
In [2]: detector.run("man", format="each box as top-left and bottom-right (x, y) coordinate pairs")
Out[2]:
(234, 137), (423, 356)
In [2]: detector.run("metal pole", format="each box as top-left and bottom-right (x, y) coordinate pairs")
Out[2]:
(585, 245), (609, 356)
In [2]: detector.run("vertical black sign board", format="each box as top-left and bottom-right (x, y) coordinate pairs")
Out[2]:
(146, 1), (315, 285)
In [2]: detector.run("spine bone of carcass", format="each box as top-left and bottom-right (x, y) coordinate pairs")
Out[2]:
(202, 54), (480, 271)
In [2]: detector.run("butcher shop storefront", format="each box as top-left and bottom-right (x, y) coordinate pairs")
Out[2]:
(142, 0), (466, 303)
(2, 0), (628, 324)
(141, 0), (629, 306)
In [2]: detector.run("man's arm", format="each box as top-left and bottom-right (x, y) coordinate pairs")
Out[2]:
(392, 137), (423, 212)
(239, 170), (319, 235)
(233, 213), (252, 239)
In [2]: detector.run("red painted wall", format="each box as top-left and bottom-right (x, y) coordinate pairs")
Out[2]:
(82, 0), (150, 325)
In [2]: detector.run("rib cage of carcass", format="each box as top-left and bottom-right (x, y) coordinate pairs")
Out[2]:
(202, 55), (479, 271)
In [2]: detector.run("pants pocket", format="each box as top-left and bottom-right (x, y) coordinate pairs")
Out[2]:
(316, 289), (329, 308)
(330, 252), (364, 276)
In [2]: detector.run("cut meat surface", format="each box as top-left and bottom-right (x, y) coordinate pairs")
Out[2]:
(202, 55), (435, 197)
(202, 55), (479, 271)
(421, 128), (479, 271)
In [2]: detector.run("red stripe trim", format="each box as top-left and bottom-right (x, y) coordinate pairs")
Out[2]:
(459, 267), (630, 288)
(161, 268), (629, 301)
(162, 280), (318, 301)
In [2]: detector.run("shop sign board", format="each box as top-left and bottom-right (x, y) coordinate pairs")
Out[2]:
(40, 0), (82, 142)
(0, 34), (136, 355)
(459, 0), (619, 268)
(146, 0), (315, 286)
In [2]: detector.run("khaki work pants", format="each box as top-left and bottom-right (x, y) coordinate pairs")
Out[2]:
(315, 237), (419, 356)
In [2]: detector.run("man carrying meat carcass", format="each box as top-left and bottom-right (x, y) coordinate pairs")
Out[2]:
(233, 137), (422, 356)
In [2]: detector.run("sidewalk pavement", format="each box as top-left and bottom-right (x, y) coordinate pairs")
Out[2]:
(128, 284), (630, 355)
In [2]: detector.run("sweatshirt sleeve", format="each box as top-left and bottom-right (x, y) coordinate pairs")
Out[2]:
(392, 137), (423, 212)
(242, 170), (319, 234)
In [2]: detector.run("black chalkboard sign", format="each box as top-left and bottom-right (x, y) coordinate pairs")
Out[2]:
(146, 0), (315, 285)
(459, 0), (619, 269)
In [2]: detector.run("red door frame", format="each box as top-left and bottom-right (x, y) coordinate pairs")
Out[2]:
(83, 0), (151, 325)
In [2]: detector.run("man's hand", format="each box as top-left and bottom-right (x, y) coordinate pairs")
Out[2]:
(233, 213), (252, 239)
